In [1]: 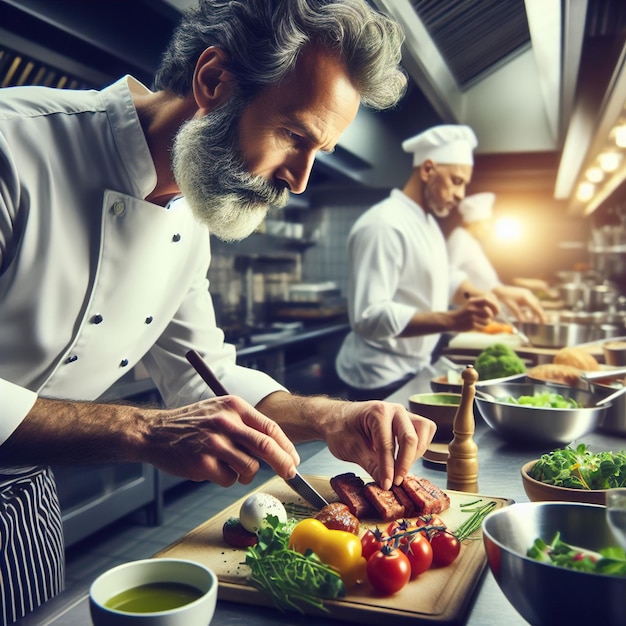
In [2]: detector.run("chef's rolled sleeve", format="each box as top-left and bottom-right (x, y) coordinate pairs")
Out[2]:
(0, 379), (37, 445)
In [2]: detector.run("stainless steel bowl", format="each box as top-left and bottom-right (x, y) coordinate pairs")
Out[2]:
(474, 381), (607, 445)
(483, 502), (626, 626)
(518, 321), (591, 348)
(588, 373), (626, 436)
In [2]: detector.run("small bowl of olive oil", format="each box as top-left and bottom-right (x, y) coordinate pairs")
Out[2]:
(89, 558), (217, 625)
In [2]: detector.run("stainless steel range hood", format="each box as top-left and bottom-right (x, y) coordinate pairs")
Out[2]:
(370, 0), (626, 216)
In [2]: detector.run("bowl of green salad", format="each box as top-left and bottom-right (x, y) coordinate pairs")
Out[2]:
(521, 444), (626, 505)
(474, 381), (607, 445)
(482, 501), (626, 626)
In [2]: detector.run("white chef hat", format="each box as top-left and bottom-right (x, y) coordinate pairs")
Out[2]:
(458, 192), (496, 224)
(402, 124), (478, 167)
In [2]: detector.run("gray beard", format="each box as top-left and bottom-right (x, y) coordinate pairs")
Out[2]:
(172, 97), (290, 242)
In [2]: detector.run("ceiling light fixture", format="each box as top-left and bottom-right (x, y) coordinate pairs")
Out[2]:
(585, 167), (604, 183)
(599, 152), (623, 172)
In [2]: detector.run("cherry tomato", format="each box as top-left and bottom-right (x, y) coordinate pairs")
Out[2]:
(415, 514), (446, 537)
(430, 530), (461, 566)
(361, 528), (386, 561)
(366, 547), (411, 595)
(401, 532), (433, 579)
(385, 519), (417, 545)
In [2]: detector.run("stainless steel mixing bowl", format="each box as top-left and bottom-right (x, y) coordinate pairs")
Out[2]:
(474, 381), (607, 445)
(518, 321), (591, 348)
(483, 502), (626, 626)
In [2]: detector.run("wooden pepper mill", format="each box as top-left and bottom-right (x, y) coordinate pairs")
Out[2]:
(447, 365), (479, 492)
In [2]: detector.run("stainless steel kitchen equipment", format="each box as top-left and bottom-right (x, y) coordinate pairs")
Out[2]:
(518, 321), (592, 348)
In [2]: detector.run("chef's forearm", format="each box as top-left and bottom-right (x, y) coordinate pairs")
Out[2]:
(398, 310), (457, 337)
(255, 390), (345, 442)
(0, 397), (146, 466)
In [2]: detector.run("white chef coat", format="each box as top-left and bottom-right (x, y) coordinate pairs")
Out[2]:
(447, 226), (501, 292)
(335, 189), (466, 389)
(0, 75), (286, 446)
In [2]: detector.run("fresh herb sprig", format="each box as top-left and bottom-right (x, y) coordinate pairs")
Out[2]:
(453, 499), (498, 542)
(528, 532), (626, 576)
(530, 443), (626, 490)
(243, 515), (345, 613)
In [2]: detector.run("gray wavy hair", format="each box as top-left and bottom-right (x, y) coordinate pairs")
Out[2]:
(153, 0), (407, 110)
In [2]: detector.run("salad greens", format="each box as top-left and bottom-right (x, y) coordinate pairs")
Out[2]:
(244, 514), (345, 613)
(530, 443), (626, 490)
(499, 391), (582, 409)
(528, 532), (626, 576)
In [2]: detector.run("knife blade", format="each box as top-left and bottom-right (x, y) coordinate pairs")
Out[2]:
(284, 473), (329, 509)
(186, 349), (329, 509)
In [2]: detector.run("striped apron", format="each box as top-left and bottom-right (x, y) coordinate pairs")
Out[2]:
(0, 467), (64, 624)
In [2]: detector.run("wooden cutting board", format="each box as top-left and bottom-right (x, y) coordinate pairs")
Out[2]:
(156, 475), (512, 625)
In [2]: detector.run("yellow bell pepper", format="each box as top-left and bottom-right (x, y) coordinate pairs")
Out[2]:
(288, 518), (367, 588)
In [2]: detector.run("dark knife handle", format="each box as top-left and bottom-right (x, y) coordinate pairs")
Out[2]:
(186, 350), (228, 396)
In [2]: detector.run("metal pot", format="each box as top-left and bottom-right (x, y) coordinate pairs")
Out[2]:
(589, 373), (626, 436)
(518, 321), (591, 348)
(558, 282), (587, 308)
(585, 283), (617, 312)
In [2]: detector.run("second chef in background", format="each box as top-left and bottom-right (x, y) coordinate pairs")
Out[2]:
(336, 125), (545, 401)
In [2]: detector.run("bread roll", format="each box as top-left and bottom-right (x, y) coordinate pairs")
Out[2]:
(553, 347), (600, 371)
(527, 363), (582, 387)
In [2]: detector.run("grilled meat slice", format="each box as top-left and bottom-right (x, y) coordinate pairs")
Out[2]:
(363, 482), (406, 521)
(401, 475), (450, 515)
(392, 483), (418, 517)
(314, 502), (359, 534)
(330, 472), (376, 518)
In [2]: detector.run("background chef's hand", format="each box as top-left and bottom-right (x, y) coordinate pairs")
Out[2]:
(142, 396), (300, 487)
(449, 293), (500, 332)
(492, 285), (547, 323)
(322, 400), (436, 490)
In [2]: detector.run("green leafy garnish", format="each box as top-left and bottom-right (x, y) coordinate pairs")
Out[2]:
(527, 532), (626, 576)
(499, 392), (582, 408)
(530, 443), (626, 490)
(243, 514), (345, 613)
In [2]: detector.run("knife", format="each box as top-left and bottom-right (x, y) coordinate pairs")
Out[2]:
(185, 349), (329, 509)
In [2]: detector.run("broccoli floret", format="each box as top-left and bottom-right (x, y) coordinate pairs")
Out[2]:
(474, 343), (526, 381)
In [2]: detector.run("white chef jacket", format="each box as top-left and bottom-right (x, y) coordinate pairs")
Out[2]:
(0, 75), (286, 447)
(335, 189), (466, 389)
(447, 227), (501, 292)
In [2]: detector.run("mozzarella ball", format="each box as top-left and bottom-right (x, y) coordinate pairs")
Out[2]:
(239, 492), (287, 533)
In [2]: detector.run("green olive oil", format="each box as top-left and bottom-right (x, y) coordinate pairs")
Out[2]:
(104, 582), (203, 613)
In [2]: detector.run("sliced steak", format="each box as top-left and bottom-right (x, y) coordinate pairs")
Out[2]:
(330, 472), (376, 518)
(363, 482), (406, 521)
(391, 483), (418, 517)
(401, 475), (450, 515)
(415, 477), (451, 514)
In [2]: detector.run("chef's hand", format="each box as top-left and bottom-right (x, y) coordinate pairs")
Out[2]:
(320, 400), (437, 491)
(142, 396), (301, 486)
(4, 396), (300, 488)
(449, 293), (500, 332)
(492, 285), (547, 323)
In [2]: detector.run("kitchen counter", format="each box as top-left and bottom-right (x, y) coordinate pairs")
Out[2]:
(18, 361), (626, 625)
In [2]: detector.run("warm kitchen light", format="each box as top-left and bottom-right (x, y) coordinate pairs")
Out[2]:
(494, 216), (522, 242)
(599, 151), (623, 172)
(586, 166), (604, 183)
(576, 181), (596, 201)
(615, 125), (626, 148)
